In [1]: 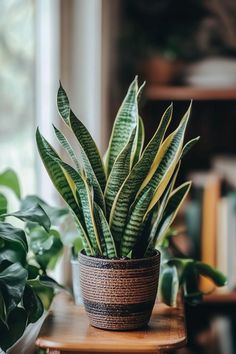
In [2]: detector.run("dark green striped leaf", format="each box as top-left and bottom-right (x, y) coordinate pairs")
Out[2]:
(154, 181), (191, 244)
(36, 129), (81, 217)
(106, 76), (139, 175)
(137, 81), (146, 102)
(57, 82), (70, 125)
(73, 217), (94, 256)
(181, 136), (200, 159)
(120, 188), (153, 257)
(53, 124), (82, 172)
(105, 129), (136, 216)
(94, 203), (117, 259)
(52, 159), (102, 255)
(109, 104), (173, 243)
(132, 116), (145, 166)
(69, 111), (106, 192)
(139, 103), (191, 214)
(36, 129), (93, 255)
(144, 165), (180, 256)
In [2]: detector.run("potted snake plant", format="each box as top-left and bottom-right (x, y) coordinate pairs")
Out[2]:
(36, 77), (222, 330)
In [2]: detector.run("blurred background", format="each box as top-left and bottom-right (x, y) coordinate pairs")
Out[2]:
(0, 0), (236, 353)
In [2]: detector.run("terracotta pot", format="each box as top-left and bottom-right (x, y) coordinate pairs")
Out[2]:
(141, 56), (183, 85)
(79, 250), (160, 331)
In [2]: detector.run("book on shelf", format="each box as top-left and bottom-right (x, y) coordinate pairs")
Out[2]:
(185, 156), (236, 293)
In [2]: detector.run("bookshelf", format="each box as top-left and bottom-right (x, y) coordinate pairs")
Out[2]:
(143, 86), (236, 305)
(146, 86), (236, 101)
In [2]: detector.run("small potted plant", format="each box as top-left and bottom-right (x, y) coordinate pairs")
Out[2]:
(36, 77), (225, 330)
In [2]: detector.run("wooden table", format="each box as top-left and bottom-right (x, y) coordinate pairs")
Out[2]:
(36, 293), (187, 354)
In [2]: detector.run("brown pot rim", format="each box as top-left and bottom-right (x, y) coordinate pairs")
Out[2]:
(79, 249), (160, 263)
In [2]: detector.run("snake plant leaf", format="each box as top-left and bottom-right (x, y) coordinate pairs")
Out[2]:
(137, 81), (146, 102)
(36, 130), (93, 254)
(69, 111), (106, 191)
(52, 158), (102, 255)
(73, 217), (94, 256)
(94, 203), (117, 259)
(106, 76), (139, 175)
(3, 204), (51, 233)
(132, 116), (145, 166)
(0, 262), (28, 314)
(36, 128), (81, 217)
(140, 103), (191, 213)
(158, 264), (179, 307)
(0, 169), (21, 199)
(105, 129), (136, 216)
(109, 104), (173, 243)
(120, 188), (153, 257)
(181, 136), (200, 159)
(57, 82), (70, 125)
(53, 124), (82, 172)
(155, 181), (192, 244)
(145, 164), (181, 255)
(195, 262), (227, 287)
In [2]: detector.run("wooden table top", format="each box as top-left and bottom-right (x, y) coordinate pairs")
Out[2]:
(36, 293), (187, 353)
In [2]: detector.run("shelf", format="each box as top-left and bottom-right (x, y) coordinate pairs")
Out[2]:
(204, 291), (236, 303)
(146, 86), (236, 101)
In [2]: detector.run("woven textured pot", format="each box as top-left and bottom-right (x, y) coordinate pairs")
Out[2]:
(79, 250), (160, 331)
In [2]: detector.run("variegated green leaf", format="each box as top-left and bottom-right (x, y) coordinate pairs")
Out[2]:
(181, 136), (200, 159)
(144, 164), (181, 255)
(139, 103), (191, 214)
(120, 188), (153, 257)
(153, 164), (180, 224)
(104, 129), (136, 216)
(73, 217), (94, 256)
(132, 116), (145, 166)
(36, 129), (80, 216)
(53, 124), (82, 172)
(57, 82), (70, 125)
(94, 203), (117, 259)
(153, 181), (191, 246)
(36, 129), (93, 256)
(52, 158), (102, 255)
(69, 111), (106, 192)
(137, 81), (146, 102)
(106, 76), (138, 175)
(109, 103), (173, 243)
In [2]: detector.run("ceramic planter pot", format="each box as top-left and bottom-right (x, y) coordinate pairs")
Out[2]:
(79, 250), (160, 331)
(141, 56), (183, 85)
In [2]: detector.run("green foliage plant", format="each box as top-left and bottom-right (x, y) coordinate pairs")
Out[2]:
(36, 77), (227, 305)
(0, 170), (67, 352)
